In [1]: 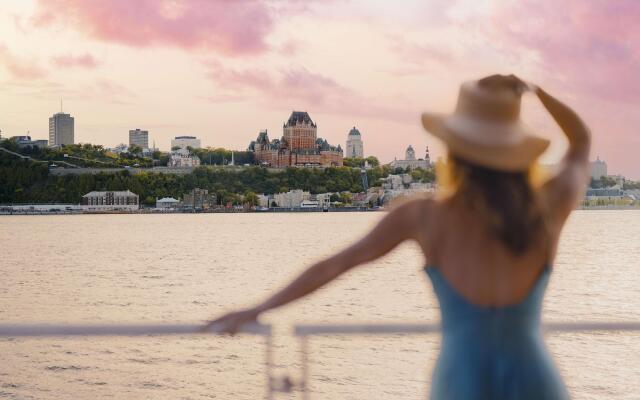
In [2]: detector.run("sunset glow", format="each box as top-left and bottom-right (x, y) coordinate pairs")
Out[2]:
(1, 0), (638, 177)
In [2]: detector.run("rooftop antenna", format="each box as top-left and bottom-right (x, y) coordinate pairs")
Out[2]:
(60, 98), (63, 113)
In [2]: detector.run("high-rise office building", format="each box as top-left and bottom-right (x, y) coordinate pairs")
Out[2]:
(129, 129), (149, 149)
(49, 112), (74, 146)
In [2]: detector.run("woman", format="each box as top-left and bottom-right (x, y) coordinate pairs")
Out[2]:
(206, 74), (591, 399)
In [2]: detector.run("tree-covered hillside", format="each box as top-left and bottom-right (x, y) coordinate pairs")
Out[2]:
(0, 151), (401, 205)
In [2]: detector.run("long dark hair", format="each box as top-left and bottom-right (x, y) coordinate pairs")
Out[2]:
(448, 155), (547, 255)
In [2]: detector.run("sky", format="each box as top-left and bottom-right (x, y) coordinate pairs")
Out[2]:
(0, 0), (638, 178)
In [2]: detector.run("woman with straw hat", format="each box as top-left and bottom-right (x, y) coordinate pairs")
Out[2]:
(207, 74), (590, 399)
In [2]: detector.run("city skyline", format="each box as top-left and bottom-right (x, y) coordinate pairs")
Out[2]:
(0, 1), (638, 178)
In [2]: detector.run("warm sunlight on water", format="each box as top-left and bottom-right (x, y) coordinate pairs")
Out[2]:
(1, 211), (639, 399)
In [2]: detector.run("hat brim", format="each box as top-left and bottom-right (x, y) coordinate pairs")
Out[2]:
(421, 112), (549, 172)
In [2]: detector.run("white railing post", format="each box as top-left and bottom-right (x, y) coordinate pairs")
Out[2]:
(265, 334), (274, 400)
(300, 336), (310, 400)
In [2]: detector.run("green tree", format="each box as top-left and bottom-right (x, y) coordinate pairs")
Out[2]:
(128, 145), (142, 156)
(410, 169), (424, 181)
(365, 156), (380, 167)
(339, 192), (352, 204)
(343, 157), (365, 168)
(243, 191), (259, 207)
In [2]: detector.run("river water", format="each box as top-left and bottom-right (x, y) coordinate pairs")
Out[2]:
(0, 211), (638, 399)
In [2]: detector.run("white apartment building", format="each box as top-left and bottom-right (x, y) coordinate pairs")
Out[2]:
(171, 136), (201, 150)
(273, 189), (310, 208)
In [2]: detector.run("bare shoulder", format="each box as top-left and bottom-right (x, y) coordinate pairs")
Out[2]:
(540, 160), (590, 227)
(388, 194), (437, 219)
(385, 194), (440, 239)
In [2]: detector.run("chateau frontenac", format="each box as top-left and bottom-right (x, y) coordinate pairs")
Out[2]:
(248, 111), (343, 167)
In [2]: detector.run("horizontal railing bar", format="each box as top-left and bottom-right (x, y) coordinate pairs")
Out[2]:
(294, 322), (640, 336)
(2, 321), (639, 338)
(0, 322), (271, 337)
(295, 323), (441, 336)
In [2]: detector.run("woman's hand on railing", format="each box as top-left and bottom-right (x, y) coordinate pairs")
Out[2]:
(202, 308), (260, 335)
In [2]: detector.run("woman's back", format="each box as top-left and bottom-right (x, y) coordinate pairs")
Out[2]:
(420, 197), (552, 307)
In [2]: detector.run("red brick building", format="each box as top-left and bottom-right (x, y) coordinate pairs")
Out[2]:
(248, 111), (343, 167)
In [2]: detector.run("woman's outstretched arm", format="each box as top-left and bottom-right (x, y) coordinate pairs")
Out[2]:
(536, 86), (592, 223)
(204, 198), (429, 333)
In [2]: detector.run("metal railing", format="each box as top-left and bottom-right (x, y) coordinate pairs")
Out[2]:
(2, 321), (640, 399)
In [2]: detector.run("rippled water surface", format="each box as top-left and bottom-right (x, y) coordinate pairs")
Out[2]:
(1, 211), (639, 399)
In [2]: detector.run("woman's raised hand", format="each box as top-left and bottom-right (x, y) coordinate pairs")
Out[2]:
(478, 74), (535, 95)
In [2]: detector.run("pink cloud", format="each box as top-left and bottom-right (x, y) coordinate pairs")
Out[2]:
(0, 45), (47, 80)
(489, 0), (640, 103)
(51, 53), (99, 69)
(204, 62), (353, 108)
(32, 0), (274, 55)
(203, 62), (413, 123)
(387, 34), (454, 66)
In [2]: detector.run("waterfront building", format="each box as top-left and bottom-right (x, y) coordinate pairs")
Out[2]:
(81, 190), (139, 211)
(315, 193), (332, 208)
(155, 197), (179, 209)
(171, 136), (201, 150)
(389, 145), (431, 170)
(168, 148), (201, 168)
(11, 136), (48, 149)
(590, 157), (608, 180)
(248, 111), (343, 168)
(273, 189), (310, 208)
(257, 194), (272, 208)
(49, 112), (74, 146)
(129, 129), (149, 149)
(182, 188), (216, 210)
(345, 127), (364, 158)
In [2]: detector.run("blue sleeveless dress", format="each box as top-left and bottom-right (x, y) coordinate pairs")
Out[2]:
(425, 266), (569, 399)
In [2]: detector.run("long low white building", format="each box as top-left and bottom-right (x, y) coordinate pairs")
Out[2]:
(82, 190), (139, 211)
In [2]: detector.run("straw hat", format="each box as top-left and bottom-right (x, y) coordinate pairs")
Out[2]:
(421, 78), (549, 172)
